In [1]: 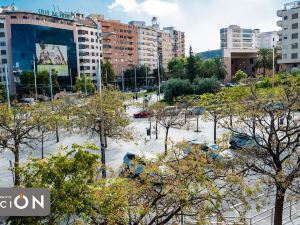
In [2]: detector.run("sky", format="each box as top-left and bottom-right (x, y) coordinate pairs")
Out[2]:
(1, 0), (288, 53)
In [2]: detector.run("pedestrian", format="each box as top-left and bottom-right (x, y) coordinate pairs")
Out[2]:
(123, 104), (127, 112)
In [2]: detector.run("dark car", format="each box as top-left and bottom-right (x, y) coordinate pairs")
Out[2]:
(229, 134), (261, 149)
(134, 110), (153, 118)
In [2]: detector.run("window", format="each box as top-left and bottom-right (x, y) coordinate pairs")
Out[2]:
(91, 31), (94, 35)
(292, 23), (298, 29)
(0, 23), (4, 28)
(1, 50), (6, 55)
(292, 13), (298, 19)
(0, 32), (5, 37)
(10, 16), (17, 19)
(0, 42), (5, 46)
(283, 54), (287, 59)
(284, 16), (288, 20)
(2, 59), (7, 64)
(292, 33), (298, 39)
(292, 43), (298, 49)
(291, 53), (298, 59)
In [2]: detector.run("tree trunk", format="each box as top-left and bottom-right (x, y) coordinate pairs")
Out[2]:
(14, 148), (20, 186)
(99, 122), (106, 178)
(214, 116), (217, 144)
(230, 115), (233, 127)
(104, 132), (108, 148)
(252, 117), (256, 135)
(164, 127), (169, 155)
(274, 187), (286, 225)
(55, 122), (59, 143)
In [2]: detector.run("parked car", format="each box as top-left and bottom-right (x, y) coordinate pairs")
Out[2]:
(134, 110), (153, 118)
(225, 83), (237, 87)
(229, 134), (261, 149)
(185, 140), (222, 160)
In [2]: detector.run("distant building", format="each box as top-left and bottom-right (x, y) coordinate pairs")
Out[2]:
(220, 25), (258, 81)
(129, 21), (158, 73)
(90, 14), (138, 76)
(277, 1), (300, 69)
(163, 27), (185, 58)
(158, 30), (173, 70)
(253, 31), (279, 49)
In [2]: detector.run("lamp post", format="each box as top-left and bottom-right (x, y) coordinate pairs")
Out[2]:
(48, 67), (53, 101)
(157, 60), (161, 100)
(4, 64), (10, 109)
(33, 55), (38, 100)
(272, 36), (275, 88)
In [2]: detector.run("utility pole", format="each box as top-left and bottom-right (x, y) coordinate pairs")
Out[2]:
(122, 66), (125, 93)
(49, 68), (53, 101)
(145, 66), (148, 87)
(69, 68), (73, 92)
(105, 69), (108, 86)
(272, 36), (275, 88)
(134, 66), (137, 93)
(84, 74), (87, 96)
(157, 61), (161, 100)
(4, 64), (10, 109)
(33, 55), (38, 100)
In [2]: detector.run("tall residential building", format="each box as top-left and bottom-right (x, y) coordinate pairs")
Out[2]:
(0, 17), (9, 84)
(129, 21), (158, 73)
(277, 1), (300, 68)
(90, 15), (138, 76)
(158, 31), (173, 70)
(75, 15), (102, 80)
(220, 25), (256, 49)
(253, 31), (279, 49)
(163, 27), (185, 58)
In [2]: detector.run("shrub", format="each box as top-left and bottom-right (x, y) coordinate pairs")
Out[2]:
(162, 78), (193, 101)
(291, 67), (300, 76)
(233, 70), (248, 83)
(193, 76), (220, 95)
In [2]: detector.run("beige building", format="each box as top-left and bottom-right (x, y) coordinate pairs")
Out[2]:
(163, 27), (185, 58)
(158, 31), (172, 70)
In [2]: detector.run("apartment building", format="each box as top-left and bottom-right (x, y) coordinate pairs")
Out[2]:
(90, 15), (138, 76)
(129, 21), (158, 73)
(277, 1), (300, 68)
(253, 31), (279, 49)
(158, 30), (172, 70)
(163, 27), (185, 58)
(0, 17), (9, 84)
(76, 15), (102, 80)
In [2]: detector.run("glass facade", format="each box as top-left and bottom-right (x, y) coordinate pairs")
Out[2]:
(11, 24), (77, 86)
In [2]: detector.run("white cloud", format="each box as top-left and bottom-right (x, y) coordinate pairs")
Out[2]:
(108, 0), (180, 17)
(108, 0), (286, 53)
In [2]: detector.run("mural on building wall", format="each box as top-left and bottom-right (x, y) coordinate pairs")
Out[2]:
(36, 43), (68, 76)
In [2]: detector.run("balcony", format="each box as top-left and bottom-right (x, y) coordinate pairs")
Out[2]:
(277, 10), (283, 17)
(277, 20), (283, 27)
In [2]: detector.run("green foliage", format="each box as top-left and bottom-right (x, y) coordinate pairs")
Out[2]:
(193, 76), (221, 95)
(102, 60), (115, 84)
(161, 78), (193, 101)
(291, 67), (300, 76)
(256, 48), (273, 75)
(8, 144), (100, 225)
(0, 83), (4, 101)
(198, 58), (226, 79)
(186, 46), (197, 82)
(256, 77), (273, 88)
(19, 70), (59, 95)
(233, 70), (248, 83)
(75, 75), (95, 94)
(168, 57), (187, 79)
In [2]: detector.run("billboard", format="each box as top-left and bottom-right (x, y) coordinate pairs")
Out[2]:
(36, 43), (68, 76)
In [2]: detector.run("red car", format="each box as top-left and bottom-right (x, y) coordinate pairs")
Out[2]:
(134, 110), (153, 118)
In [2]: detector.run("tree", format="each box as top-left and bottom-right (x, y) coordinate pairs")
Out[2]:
(233, 70), (248, 83)
(199, 59), (218, 78)
(168, 57), (187, 79)
(198, 92), (227, 143)
(122, 143), (254, 225)
(102, 60), (116, 85)
(214, 57), (227, 80)
(155, 105), (185, 154)
(193, 76), (221, 95)
(0, 105), (38, 186)
(78, 88), (132, 178)
(256, 48), (273, 75)
(75, 75), (95, 95)
(0, 83), (4, 102)
(221, 85), (300, 225)
(161, 78), (192, 101)
(186, 46), (197, 82)
(8, 144), (100, 225)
